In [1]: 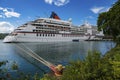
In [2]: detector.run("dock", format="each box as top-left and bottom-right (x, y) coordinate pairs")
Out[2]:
(85, 39), (113, 41)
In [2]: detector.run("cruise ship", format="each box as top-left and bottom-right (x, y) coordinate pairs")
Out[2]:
(3, 12), (90, 43)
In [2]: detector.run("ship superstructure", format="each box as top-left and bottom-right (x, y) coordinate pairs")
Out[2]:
(3, 12), (90, 42)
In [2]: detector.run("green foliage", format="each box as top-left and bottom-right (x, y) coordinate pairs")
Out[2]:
(1, 47), (120, 80)
(0, 61), (42, 80)
(33, 73), (41, 80)
(104, 46), (120, 79)
(104, 46), (120, 61)
(11, 61), (18, 70)
(61, 51), (113, 80)
(0, 61), (8, 73)
(97, 0), (120, 44)
(41, 48), (120, 80)
(0, 33), (8, 39)
(0, 61), (8, 67)
(110, 61), (120, 79)
(0, 61), (8, 79)
(40, 74), (58, 80)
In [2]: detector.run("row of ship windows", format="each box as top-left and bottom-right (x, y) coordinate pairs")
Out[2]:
(36, 34), (55, 37)
(36, 26), (69, 29)
(36, 27), (52, 29)
(62, 35), (84, 37)
(33, 30), (58, 33)
(35, 28), (70, 32)
(36, 34), (83, 37)
(33, 23), (70, 27)
(36, 27), (70, 30)
(45, 22), (70, 26)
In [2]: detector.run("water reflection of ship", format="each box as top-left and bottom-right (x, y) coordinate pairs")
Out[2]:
(15, 43), (79, 62)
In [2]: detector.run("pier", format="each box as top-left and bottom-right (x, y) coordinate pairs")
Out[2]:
(85, 39), (113, 41)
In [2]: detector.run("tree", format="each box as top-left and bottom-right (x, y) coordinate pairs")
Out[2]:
(41, 51), (114, 80)
(0, 33), (8, 39)
(97, 0), (120, 45)
(61, 51), (113, 80)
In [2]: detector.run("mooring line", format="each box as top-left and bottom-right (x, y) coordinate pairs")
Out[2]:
(20, 43), (53, 66)
(13, 43), (65, 76)
(14, 43), (55, 68)
(13, 47), (46, 73)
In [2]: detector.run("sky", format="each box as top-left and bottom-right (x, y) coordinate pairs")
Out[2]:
(0, 0), (117, 33)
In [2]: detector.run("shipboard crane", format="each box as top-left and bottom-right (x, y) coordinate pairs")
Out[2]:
(15, 43), (65, 76)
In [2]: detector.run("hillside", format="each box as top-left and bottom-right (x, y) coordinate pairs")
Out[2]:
(0, 33), (8, 39)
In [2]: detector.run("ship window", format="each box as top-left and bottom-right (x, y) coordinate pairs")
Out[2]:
(43, 34), (44, 36)
(33, 30), (35, 32)
(40, 24), (42, 26)
(48, 34), (50, 36)
(36, 33), (38, 36)
(46, 34), (47, 36)
(40, 34), (41, 36)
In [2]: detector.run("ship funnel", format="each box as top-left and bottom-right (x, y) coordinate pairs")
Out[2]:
(50, 12), (61, 20)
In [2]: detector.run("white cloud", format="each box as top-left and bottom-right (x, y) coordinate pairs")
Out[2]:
(0, 22), (15, 33)
(45, 0), (53, 4)
(0, 7), (3, 10)
(91, 7), (104, 14)
(4, 11), (20, 18)
(0, 7), (20, 18)
(0, 15), (2, 18)
(90, 6), (111, 14)
(44, 0), (69, 6)
(54, 0), (69, 6)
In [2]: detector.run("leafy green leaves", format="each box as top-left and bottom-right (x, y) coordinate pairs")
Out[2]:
(97, 0), (120, 45)
(0, 33), (8, 39)
(11, 61), (18, 70)
(62, 51), (113, 80)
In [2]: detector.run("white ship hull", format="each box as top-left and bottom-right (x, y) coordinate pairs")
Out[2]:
(3, 34), (89, 43)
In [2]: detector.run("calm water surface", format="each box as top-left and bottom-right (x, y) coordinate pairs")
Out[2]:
(0, 40), (115, 77)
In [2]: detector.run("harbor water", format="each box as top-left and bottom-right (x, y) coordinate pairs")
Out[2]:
(0, 40), (115, 77)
